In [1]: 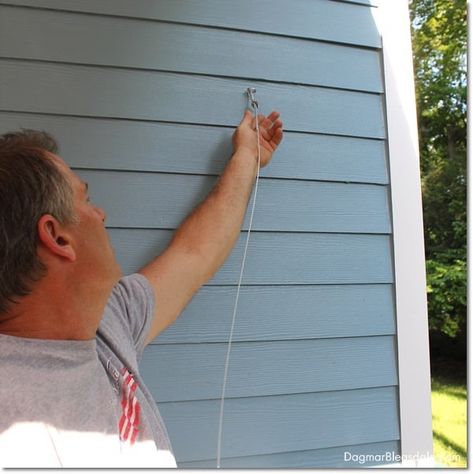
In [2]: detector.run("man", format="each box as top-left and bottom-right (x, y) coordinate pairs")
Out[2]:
(0, 109), (283, 467)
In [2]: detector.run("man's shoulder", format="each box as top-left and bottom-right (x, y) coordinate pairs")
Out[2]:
(0, 334), (111, 438)
(98, 273), (155, 360)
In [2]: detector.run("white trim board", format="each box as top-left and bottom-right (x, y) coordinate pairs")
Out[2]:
(374, 0), (434, 467)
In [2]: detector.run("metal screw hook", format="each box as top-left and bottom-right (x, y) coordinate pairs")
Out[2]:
(246, 87), (259, 110)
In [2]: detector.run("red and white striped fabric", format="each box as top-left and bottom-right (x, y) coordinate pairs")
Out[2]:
(119, 368), (141, 445)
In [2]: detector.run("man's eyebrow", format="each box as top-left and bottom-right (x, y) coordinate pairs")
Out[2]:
(82, 181), (89, 193)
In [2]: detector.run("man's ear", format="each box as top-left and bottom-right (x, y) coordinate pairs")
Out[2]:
(37, 214), (77, 262)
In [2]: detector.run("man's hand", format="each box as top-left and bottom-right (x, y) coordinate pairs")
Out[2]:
(232, 110), (283, 167)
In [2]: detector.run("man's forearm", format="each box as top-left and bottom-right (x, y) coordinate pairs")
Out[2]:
(169, 148), (258, 283)
(137, 110), (281, 340)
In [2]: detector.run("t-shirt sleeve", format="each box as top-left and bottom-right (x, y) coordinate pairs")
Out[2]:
(103, 273), (156, 360)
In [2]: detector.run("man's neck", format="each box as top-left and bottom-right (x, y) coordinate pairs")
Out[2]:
(0, 275), (105, 341)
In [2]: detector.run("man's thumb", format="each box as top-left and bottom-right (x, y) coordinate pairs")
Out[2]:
(240, 109), (253, 126)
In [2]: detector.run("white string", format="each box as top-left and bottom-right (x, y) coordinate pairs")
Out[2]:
(216, 101), (262, 468)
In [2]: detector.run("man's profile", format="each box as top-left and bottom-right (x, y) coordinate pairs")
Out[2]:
(0, 110), (283, 467)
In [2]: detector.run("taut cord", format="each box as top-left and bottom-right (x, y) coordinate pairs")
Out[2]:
(216, 88), (262, 468)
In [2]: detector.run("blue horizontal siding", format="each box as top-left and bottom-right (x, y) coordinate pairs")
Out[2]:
(0, 60), (386, 138)
(157, 387), (400, 461)
(0, 0), (398, 467)
(0, 112), (389, 184)
(0, 0), (380, 47)
(155, 284), (396, 343)
(75, 169), (392, 233)
(109, 229), (394, 284)
(0, 6), (383, 92)
(140, 336), (398, 401)
(179, 440), (400, 468)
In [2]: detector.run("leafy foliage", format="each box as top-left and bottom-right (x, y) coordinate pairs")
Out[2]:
(409, 0), (466, 341)
(426, 257), (466, 338)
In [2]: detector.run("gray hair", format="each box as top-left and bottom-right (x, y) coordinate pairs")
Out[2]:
(0, 129), (76, 314)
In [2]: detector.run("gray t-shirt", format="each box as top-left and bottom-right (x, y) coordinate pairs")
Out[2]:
(0, 273), (177, 468)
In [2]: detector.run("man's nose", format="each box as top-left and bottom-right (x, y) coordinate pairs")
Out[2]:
(97, 206), (106, 223)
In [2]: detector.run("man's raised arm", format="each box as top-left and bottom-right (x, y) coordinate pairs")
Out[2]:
(139, 110), (283, 345)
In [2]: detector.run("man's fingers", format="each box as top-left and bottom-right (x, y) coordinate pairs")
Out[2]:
(270, 127), (283, 148)
(247, 110), (283, 150)
(266, 111), (280, 124)
(257, 111), (280, 129)
(260, 119), (283, 142)
(255, 111), (280, 140)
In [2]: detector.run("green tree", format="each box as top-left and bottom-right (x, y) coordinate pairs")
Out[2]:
(409, 0), (466, 348)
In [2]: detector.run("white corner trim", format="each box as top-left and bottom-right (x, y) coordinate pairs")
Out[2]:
(374, 0), (433, 461)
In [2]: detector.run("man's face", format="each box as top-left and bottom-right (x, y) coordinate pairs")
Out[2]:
(47, 153), (122, 289)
